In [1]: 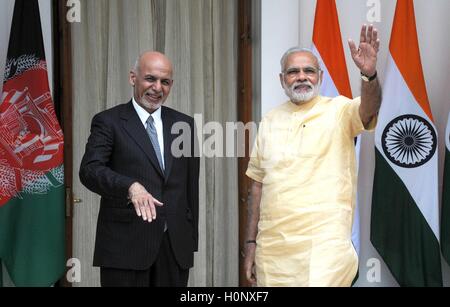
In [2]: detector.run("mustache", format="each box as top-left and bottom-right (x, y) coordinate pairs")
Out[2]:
(143, 91), (163, 99)
(291, 81), (313, 91)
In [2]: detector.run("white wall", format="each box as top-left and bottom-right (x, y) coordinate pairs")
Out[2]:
(261, 0), (299, 115)
(0, 0), (53, 287)
(259, 0), (450, 286)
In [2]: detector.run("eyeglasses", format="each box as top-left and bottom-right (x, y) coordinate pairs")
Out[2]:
(283, 66), (321, 78)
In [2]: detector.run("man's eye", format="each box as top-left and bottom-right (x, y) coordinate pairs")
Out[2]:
(287, 69), (299, 76)
(162, 80), (170, 86)
(146, 77), (156, 82)
(304, 68), (316, 74)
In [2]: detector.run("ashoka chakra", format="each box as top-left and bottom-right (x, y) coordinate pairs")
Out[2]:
(381, 114), (436, 168)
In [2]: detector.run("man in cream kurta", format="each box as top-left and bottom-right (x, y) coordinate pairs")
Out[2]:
(243, 25), (382, 287)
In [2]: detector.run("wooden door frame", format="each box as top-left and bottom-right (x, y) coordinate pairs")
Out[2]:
(52, 0), (73, 287)
(238, 0), (253, 287)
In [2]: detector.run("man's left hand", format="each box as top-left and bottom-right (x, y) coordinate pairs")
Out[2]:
(348, 24), (380, 77)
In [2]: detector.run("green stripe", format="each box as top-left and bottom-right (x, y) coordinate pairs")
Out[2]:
(441, 149), (450, 265)
(0, 183), (65, 287)
(371, 149), (442, 286)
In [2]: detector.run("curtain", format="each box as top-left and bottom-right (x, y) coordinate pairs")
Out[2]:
(71, 0), (238, 286)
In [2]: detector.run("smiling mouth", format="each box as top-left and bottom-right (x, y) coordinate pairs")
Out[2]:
(294, 84), (312, 92)
(145, 93), (162, 101)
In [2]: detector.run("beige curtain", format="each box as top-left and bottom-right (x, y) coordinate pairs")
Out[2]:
(71, 0), (238, 286)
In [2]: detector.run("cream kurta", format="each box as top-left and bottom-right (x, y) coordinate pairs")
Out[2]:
(246, 95), (376, 287)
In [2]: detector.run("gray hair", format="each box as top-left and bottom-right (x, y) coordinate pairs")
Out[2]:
(280, 47), (322, 72)
(133, 57), (140, 72)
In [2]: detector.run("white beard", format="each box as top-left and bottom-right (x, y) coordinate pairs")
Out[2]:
(136, 91), (164, 112)
(283, 80), (321, 104)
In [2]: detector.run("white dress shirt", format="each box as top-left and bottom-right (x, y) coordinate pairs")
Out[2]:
(132, 98), (167, 231)
(132, 98), (165, 169)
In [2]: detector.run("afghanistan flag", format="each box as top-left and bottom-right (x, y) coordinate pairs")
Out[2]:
(0, 0), (65, 286)
(370, 0), (442, 286)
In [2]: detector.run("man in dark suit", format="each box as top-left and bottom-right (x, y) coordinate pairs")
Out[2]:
(79, 51), (199, 287)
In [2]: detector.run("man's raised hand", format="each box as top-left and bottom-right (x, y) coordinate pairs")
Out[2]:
(348, 24), (380, 77)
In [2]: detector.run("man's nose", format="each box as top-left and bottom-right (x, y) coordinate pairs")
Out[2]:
(153, 80), (162, 91)
(296, 70), (308, 82)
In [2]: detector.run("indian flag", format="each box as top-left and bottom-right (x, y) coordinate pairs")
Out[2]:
(311, 0), (360, 260)
(441, 112), (450, 265)
(312, 0), (352, 99)
(370, 0), (442, 286)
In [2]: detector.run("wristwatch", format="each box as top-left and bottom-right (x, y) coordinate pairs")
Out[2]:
(361, 71), (377, 82)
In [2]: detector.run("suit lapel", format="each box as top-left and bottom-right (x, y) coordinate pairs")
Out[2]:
(162, 106), (174, 183)
(121, 101), (164, 178)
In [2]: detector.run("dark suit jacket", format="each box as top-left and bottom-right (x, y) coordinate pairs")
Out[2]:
(79, 101), (199, 270)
